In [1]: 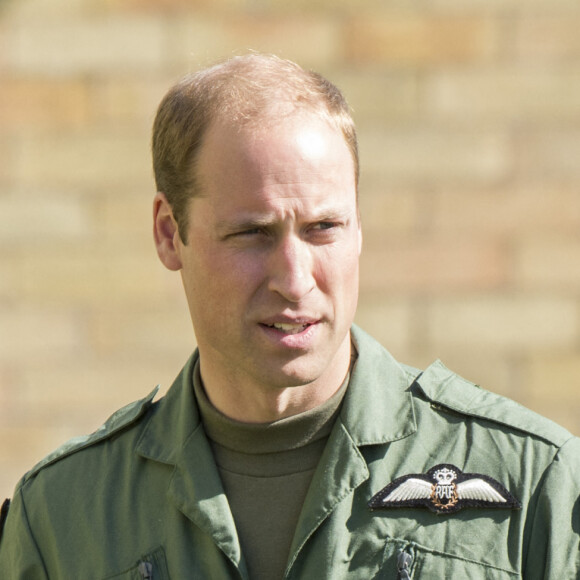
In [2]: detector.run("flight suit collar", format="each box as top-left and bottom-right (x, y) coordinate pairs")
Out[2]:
(287, 326), (418, 571)
(135, 356), (201, 465)
(342, 325), (417, 445)
(135, 325), (418, 577)
(136, 325), (418, 461)
(136, 354), (247, 575)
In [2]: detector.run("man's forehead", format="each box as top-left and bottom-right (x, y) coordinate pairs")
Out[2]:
(186, 113), (358, 235)
(201, 111), (347, 153)
(195, 116), (354, 185)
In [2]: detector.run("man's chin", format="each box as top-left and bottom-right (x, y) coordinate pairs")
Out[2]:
(265, 355), (340, 390)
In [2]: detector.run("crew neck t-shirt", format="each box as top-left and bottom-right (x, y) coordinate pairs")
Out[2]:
(193, 360), (352, 580)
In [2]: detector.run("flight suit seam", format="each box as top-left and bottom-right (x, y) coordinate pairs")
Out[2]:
(400, 538), (520, 576)
(427, 399), (563, 448)
(17, 486), (50, 577)
(521, 436), (577, 577)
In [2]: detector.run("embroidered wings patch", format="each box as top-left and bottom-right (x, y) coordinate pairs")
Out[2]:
(369, 464), (521, 515)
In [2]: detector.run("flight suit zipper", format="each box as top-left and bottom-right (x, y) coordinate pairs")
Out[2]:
(138, 561), (153, 579)
(397, 549), (413, 580)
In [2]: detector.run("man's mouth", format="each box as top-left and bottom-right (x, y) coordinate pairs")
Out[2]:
(263, 322), (314, 335)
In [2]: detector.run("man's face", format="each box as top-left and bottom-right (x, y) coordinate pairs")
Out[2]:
(176, 114), (361, 398)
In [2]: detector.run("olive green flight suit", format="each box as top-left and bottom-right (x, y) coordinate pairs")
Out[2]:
(1, 325), (579, 578)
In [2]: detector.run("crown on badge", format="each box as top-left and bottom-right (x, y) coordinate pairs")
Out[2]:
(433, 467), (456, 484)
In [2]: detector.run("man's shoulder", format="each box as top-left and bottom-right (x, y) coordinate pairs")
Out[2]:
(413, 359), (573, 448)
(17, 386), (160, 491)
(350, 325), (576, 450)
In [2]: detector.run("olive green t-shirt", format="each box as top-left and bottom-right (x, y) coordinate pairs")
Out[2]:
(193, 363), (350, 580)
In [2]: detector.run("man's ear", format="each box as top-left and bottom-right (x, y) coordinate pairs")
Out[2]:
(153, 192), (183, 271)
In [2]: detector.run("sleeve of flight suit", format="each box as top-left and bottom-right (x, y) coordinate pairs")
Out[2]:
(523, 436), (580, 578)
(0, 487), (49, 579)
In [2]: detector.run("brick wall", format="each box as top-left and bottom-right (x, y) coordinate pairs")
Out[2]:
(1, 0), (579, 499)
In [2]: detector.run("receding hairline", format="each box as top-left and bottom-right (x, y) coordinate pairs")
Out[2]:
(151, 53), (359, 242)
(194, 110), (358, 194)
(184, 54), (354, 132)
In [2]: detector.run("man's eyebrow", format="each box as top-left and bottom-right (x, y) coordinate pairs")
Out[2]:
(215, 216), (276, 234)
(216, 207), (354, 233)
(314, 208), (352, 220)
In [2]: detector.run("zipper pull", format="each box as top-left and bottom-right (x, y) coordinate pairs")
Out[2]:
(138, 561), (153, 579)
(397, 549), (413, 580)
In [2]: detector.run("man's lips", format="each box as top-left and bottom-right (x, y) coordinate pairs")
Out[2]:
(259, 318), (320, 335)
(262, 322), (312, 335)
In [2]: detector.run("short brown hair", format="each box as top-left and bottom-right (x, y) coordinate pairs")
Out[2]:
(151, 53), (359, 242)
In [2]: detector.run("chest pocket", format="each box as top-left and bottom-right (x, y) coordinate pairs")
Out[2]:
(380, 542), (519, 579)
(104, 547), (170, 580)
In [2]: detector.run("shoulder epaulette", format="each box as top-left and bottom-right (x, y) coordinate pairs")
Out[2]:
(416, 360), (571, 447)
(21, 387), (159, 485)
(400, 362), (422, 383)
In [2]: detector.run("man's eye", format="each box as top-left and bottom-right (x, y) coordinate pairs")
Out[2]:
(237, 228), (263, 236)
(312, 221), (338, 231)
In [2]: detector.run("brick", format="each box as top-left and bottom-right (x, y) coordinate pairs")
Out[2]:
(0, 253), (17, 305)
(359, 129), (511, 186)
(90, 305), (194, 357)
(0, 78), (90, 130)
(354, 299), (412, 357)
(0, 136), (18, 184)
(4, 15), (166, 74)
(431, 0), (578, 8)
(427, 296), (578, 352)
(0, 251), (20, 300)
(360, 237), (507, 293)
(1, 0), (90, 19)
(107, 0), (405, 14)
(229, 18), (342, 68)
(527, 355), (580, 405)
(19, 242), (173, 306)
(0, 307), (83, 361)
(90, 77), (173, 127)
(251, 0), (409, 11)
(95, 193), (153, 240)
(358, 187), (421, 236)
(429, 349), (517, 402)
(516, 17), (580, 61)
(14, 356), (186, 429)
(431, 184), (580, 235)
(105, 0), (244, 10)
(345, 15), (499, 66)
(0, 364), (17, 421)
(171, 15), (341, 70)
(16, 131), (151, 189)
(0, 194), (90, 243)
(427, 67), (580, 123)
(518, 130), (580, 179)
(514, 237), (580, 291)
(331, 69), (420, 125)
(354, 309), (522, 405)
(525, 355), (580, 435)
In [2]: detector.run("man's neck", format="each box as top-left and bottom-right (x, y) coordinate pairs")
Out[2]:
(198, 339), (354, 423)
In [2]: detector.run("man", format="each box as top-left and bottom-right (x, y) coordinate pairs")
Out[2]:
(1, 54), (579, 579)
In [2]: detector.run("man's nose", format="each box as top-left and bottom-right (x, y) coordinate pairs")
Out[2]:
(267, 235), (315, 302)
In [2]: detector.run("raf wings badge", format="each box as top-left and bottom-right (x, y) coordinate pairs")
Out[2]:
(369, 464), (521, 515)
